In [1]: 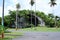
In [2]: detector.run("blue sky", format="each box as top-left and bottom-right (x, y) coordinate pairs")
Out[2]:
(0, 0), (60, 17)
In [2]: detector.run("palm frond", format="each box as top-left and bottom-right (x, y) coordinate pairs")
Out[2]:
(30, 0), (35, 6)
(50, 2), (57, 7)
(16, 3), (20, 9)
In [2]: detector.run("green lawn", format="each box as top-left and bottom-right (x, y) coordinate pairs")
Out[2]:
(1, 27), (60, 40)
(0, 38), (11, 40)
(21, 27), (60, 32)
(0, 32), (23, 40)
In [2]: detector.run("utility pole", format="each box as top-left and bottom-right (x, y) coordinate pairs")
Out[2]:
(2, 0), (5, 38)
(2, 0), (4, 27)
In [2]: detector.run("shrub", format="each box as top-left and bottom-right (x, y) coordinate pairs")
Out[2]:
(0, 25), (4, 34)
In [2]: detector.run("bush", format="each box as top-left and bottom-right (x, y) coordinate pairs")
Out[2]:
(0, 25), (4, 34)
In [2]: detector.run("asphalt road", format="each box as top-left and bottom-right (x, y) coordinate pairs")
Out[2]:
(12, 32), (60, 40)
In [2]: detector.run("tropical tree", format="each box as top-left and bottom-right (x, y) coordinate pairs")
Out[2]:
(30, 0), (35, 26)
(16, 3), (20, 30)
(49, 0), (57, 27)
(48, 14), (54, 18)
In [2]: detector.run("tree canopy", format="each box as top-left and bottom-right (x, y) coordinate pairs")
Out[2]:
(0, 10), (60, 28)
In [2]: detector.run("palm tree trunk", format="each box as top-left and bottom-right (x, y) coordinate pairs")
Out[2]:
(51, 5), (57, 28)
(16, 10), (18, 30)
(55, 17), (57, 28)
(31, 6), (32, 27)
(35, 0), (36, 26)
(52, 6), (56, 27)
(2, 0), (5, 38)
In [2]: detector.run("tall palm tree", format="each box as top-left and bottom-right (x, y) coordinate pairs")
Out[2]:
(49, 0), (57, 27)
(35, 0), (36, 26)
(16, 3), (20, 30)
(30, 0), (35, 26)
(2, 0), (5, 38)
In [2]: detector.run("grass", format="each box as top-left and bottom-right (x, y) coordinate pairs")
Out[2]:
(0, 38), (11, 40)
(0, 32), (23, 40)
(1, 27), (60, 40)
(21, 27), (60, 32)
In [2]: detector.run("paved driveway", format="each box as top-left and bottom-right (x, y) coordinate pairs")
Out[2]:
(12, 32), (60, 40)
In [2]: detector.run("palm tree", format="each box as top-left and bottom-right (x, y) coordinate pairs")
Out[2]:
(16, 3), (20, 30)
(49, 0), (57, 27)
(30, 0), (35, 26)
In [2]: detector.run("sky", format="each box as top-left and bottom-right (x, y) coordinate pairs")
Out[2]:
(0, 0), (60, 17)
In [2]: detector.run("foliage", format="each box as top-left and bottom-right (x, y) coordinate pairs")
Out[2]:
(0, 25), (4, 34)
(30, 0), (35, 6)
(36, 12), (60, 27)
(2, 10), (60, 28)
(49, 0), (57, 7)
(0, 17), (2, 25)
(16, 3), (20, 9)
(0, 25), (8, 34)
